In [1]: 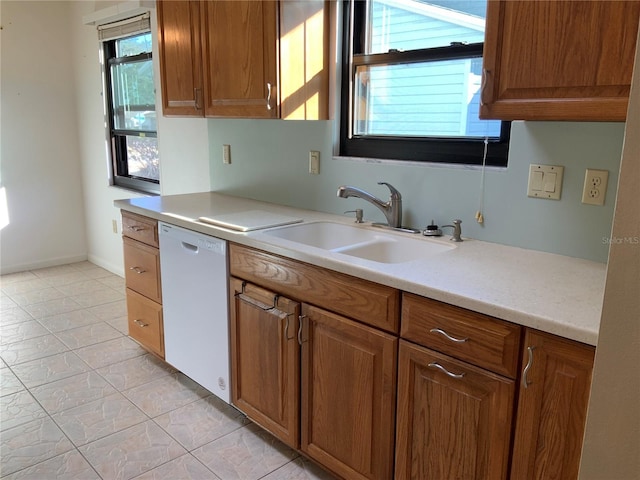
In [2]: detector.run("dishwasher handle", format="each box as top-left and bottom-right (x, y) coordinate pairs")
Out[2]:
(181, 241), (199, 254)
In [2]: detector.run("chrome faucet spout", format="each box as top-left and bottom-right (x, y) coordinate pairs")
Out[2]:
(337, 182), (402, 228)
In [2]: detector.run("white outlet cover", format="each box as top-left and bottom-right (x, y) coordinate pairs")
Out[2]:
(527, 164), (564, 200)
(582, 168), (609, 206)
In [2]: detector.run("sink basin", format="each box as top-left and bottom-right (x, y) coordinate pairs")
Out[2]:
(264, 221), (455, 264)
(264, 221), (381, 250)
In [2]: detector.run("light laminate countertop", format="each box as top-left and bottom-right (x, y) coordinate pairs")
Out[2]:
(115, 192), (606, 346)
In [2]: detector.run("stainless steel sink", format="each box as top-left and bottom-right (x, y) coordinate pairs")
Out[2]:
(264, 221), (455, 264)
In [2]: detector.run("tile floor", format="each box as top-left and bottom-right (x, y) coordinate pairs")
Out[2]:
(0, 262), (336, 480)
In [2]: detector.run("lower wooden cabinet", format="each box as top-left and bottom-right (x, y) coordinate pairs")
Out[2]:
(510, 330), (595, 479)
(125, 288), (164, 357)
(301, 304), (397, 480)
(230, 278), (300, 448)
(395, 340), (515, 480)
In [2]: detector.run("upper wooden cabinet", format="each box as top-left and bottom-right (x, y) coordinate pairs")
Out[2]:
(481, 0), (640, 121)
(156, 0), (329, 119)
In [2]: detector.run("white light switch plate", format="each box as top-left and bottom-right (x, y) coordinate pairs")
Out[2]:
(527, 164), (564, 200)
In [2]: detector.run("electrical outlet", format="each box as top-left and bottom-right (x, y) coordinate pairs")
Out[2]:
(581, 169), (609, 206)
(223, 144), (231, 164)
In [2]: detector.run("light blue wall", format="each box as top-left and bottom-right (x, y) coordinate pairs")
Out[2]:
(208, 120), (624, 263)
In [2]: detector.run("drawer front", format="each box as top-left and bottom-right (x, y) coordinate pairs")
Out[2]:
(401, 293), (521, 378)
(229, 243), (400, 333)
(123, 237), (162, 303)
(126, 288), (164, 357)
(122, 211), (159, 247)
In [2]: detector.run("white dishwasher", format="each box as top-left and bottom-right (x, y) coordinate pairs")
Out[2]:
(158, 222), (230, 403)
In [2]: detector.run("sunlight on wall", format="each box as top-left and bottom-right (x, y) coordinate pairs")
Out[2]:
(0, 187), (9, 230)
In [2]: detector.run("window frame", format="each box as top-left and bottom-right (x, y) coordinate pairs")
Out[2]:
(103, 34), (160, 194)
(338, 0), (510, 167)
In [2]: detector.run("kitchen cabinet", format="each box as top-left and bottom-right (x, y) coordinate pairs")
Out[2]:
(229, 243), (399, 480)
(121, 211), (164, 358)
(229, 278), (300, 448)
(481, 0), (640, 121)
(510, 329), (595, 479)
(395, 293), (519, 480)
(157, 0), (329, 119)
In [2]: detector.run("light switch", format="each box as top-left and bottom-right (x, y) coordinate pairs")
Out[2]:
(527, 164), (564, 200)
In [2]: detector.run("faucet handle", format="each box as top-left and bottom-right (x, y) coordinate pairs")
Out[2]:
(377, 182), (401, 199)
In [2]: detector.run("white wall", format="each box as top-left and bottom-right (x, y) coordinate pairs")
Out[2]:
(579, 24), (640, 479)
(0, 1), (87, 274)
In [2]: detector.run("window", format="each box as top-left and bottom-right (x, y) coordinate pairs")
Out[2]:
(340, 0), (509, 166)
(102, 22), (159, 193)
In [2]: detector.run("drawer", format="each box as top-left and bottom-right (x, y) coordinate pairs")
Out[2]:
(401, 293), (521, 378)
(229, 243), (400, 333)
(122, 211), (159, 247)
(123, 237), (162, 303)
(126, 288), (164, 358)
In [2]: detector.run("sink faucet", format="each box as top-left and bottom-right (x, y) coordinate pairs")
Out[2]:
(337, 182), (402, 228)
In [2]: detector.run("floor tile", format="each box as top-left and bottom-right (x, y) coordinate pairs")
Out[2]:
(0, 367), (25, 397)
(75, 336), (145, 369)
(0, 307), (33, 327)
(106, 315), (129, 334)
(0, 295), (19, 312)
(0, 334), (69, 366)
(40, 271), (95, 287)
(55, 322), (122, 349)
(55, 279), (115, 296)
(0, 272), (39, 287)
(252, 456), (337, 480)
(30, 371), (116, 415)
(7, 287), (66, 307)
(79, 420), (187, 480)
(0, 390), (47, 431)
(0, 320), (49, 346)
(1, 278), (50, 296)
(37, 309), (102, 333)
(96, 353), (175, 391)
(80, 266), (117, 280)
(22, 297), (82, 319)
(193, 423), (298, 480)
(70, 288), (124, 308)
(10, 351), (90, 389)
(0, 417), (75, 476)
(123, 372), (209, 418)
(154, 395), (248, 450)
(86, 299), (127, 320)
(98, 275), (126, 290)
(31, 265), (80, 279)
(132, 453), (220, 480)
(0, 450), (101, 480)
(52, 392), (148, 446)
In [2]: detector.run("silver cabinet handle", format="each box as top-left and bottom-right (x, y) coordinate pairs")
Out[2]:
(480, 68), (490, 106)
(127, 225), (145, 232)
(297, 315), (307, 345)
(129, 266), (146, 274)
(134, 319), (149, 327)
(522, 346), (535, 389)
(266, 82), (272, 111)
(428, 362), (465, 379)
(194, 87), (202, 111)
(430, 328), (468, 343)
(283, 314), (295, 341)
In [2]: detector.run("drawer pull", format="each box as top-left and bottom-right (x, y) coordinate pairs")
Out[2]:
(134, 319), (149, 327)
(129, 266), (146, 274)
(430, 328), (469, 343)
(127, 225), (145, 232)
(522, 346), (535, 389)
(428, 362), (465, 379)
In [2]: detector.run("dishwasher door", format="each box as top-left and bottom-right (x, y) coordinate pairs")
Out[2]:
(158, 222), (230, 403)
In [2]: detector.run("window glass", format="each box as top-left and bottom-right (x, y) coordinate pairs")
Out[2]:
(110, 59), (156, 132)
(117, 33), (152, 56)
(340, 0), (509, 166)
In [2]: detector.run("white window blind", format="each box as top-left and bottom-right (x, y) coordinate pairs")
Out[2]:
(97, 13), (150, 42)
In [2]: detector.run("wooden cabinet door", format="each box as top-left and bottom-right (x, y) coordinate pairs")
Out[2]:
(229, 278), (300, 448)
(201, 1), (278, 118)
(395, 340), (514, 480)
(510, 330), (595, 480)
(481, 0), (640, 121)
(157, 0), (204, 116)
(126, 288), (164, 358)
(300, 304), (397, 480)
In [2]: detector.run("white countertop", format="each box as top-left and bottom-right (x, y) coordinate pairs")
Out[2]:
(115, 192), (606, 346)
